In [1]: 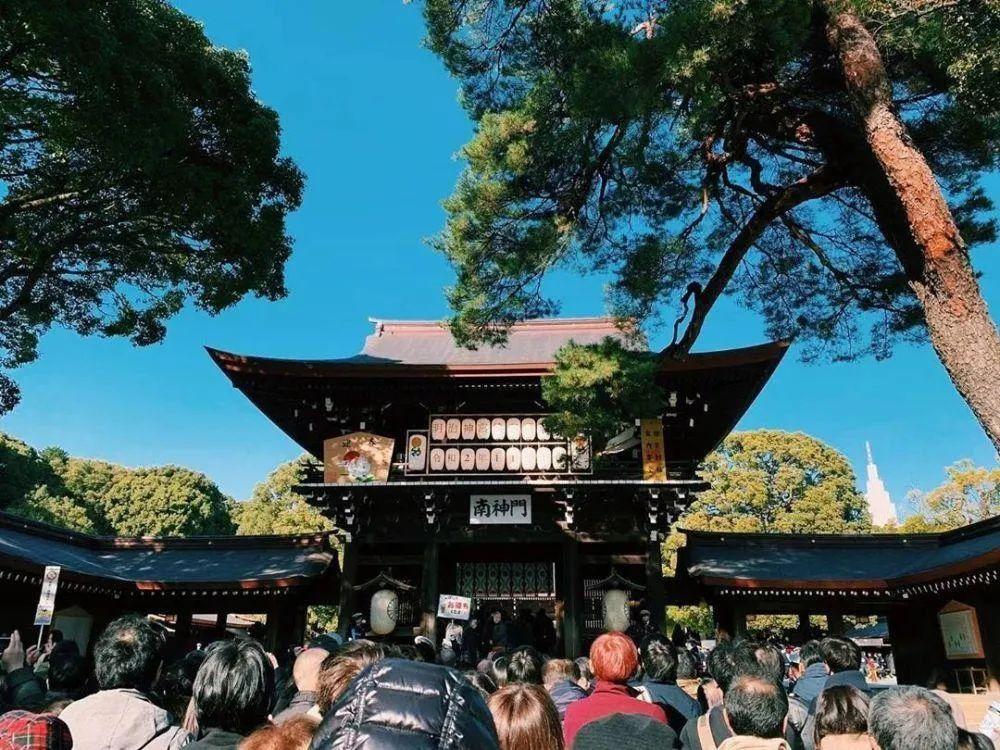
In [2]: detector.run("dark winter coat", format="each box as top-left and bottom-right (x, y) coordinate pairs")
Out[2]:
(547, 678), (588, 720)
(185, 729), (244, 750)
(2, 667), (46, 710)
(789, 663), (827, 704)
(634, 676), (702, 734)
(310, 658), (500, 750)
(679, 704), (805, 750)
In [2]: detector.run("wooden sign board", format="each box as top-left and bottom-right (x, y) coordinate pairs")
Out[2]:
(323, 432), (394, 484)
(938, 600), (985, 660)
(640, 418), (667, 481)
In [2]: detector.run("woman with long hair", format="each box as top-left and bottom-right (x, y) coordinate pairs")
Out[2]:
(488, 683), (564, 750)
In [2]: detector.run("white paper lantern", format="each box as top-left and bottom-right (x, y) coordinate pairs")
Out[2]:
(370, 588), (399, 636)
(602, 589), (630, 633)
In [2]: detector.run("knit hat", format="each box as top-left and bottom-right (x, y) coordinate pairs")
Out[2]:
(571, 713), (676, 750)
(0, 710), (73, 750)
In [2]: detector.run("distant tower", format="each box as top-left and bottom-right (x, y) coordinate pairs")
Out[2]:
(865, 442), (898, 527)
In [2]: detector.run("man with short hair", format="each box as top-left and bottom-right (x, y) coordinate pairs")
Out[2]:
(718, 675), (791, 749)
(506, 645), (543, 685)
(790, 641), (826, 704)
(634, 634), (701, 733)
(868, 685), (958, 750)
(820, 637), (868, 693)
(60, 614), (192, 749)
(272, 646), (328, 724)
(543, 658), (587, 720)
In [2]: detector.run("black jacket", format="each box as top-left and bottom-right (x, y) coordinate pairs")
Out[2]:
(311, 658), (499, 750)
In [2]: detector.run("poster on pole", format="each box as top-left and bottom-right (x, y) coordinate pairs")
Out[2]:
(33, 566), (61, 626)
(437, 594), (472, 621)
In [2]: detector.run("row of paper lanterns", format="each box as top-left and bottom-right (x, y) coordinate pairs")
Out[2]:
(430, 416), (555, 443)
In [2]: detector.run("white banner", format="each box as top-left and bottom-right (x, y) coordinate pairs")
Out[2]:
(469, 494), (532, 525)
(438, 594), (472, 621)
(34, 566), (61, 626)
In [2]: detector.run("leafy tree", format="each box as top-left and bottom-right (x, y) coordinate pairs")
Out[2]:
(0, 0), (304, 413)
(0, 432), (62, 506)
(234, 455), (333, 535)
(423, 0), (1000, 449)
(901, 459), (1000, 530)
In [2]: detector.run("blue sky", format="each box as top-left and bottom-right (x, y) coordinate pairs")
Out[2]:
(1, 0), (997, 512)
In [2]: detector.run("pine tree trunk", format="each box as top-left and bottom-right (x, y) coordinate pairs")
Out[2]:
(823, 2), (1000, 451)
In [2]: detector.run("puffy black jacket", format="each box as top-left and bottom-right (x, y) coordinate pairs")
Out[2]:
(310, 658), (500, 750)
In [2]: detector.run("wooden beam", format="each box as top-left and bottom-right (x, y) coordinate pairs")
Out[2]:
(562, 540), (583, 657)
(420, 541), (440, 639)
(337, 541), (359, 639)
(646, 538), (666, 631)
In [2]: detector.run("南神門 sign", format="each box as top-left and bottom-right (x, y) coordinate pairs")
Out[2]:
(469, 494), (531, 524)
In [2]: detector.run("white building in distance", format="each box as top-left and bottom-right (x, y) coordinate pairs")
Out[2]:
(865, 441), (898, 527)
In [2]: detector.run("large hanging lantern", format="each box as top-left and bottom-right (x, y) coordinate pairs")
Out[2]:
(370, 588), (399, 636)
(602, 589), (631, 633)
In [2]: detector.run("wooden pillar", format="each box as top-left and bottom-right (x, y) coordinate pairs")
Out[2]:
(797, 612), (811, 644)
(419, 541), (440, 639)
(213, 611), (229, 641)
(713, 600), (736, 641)
(646, 537), (666, 632)
(174, 611), (193, 650)
(562, 539), (582, 658)
(337, 540), (359, 639)
(827, 609), (845, 637)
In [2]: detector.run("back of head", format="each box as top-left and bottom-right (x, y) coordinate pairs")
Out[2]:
(709, 639), (759, 694)
(0, 710), (72, 750)
(316, 640), (388, 716)
(541, 659), (579, 688)
(753, 643), (786, 685)
(242, 715), (318, 750)
(464, 670), (497, 701)
(47, 652), (87, 693)
(487, 683), (563, 750)
(589, 632), (639, 684)
(293, 647), (330, 693)
(490, 657), (510, 689)
(868, 686), (958, 750)
(193, 639), (274, 736)
(311, 658), (500, 750)
(506, 646), (543, 685)
(958, 729), (996, 750)
(573, 713), (677, 750)
(813, 685), (870, 745)
(640, 634), (678, 683)
(575, 657), (594, 684)
(799, 640), (823, 669)
(676, 649), (697, 680)
(94, 614), (164, 692)
(724, 675), (789, 740)
(820, 637), (861, 674)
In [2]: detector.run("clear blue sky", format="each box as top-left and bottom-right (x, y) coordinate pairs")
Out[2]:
(2, 0), (997, 513)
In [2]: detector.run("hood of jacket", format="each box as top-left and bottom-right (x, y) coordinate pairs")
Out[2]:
(310, 658), (499, 750)
(792, 663), (828, 702)
(59, 688), (192, 750)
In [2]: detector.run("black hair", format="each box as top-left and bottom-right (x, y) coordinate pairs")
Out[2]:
(413, 638), (437, 664)
(575, 657), (594, 683)
(813, 685), (870, 745)
(709, 639), (759, 694)
(49, 629), (63, 643)
(506, 646), (543, 685)
(676, 649), (697, 680)
(193, 639), (275, 735)
(47, 652), (87, 693)
(640, 634), (678, 683)
(753, 643), (786, 685)
(799, 640), (823, 669)
(490, 657), (509, 688)
(464, 670), (497, 699)
(869, 686), (959, 750)
(724, 675), (788, 739)
(94, 614), (164, 691)
(820, 637), (861, 673)
(957, 729), (996, 750)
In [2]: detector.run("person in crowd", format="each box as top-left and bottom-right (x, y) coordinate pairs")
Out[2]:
(542, 658), (587, 720)
(717, 675), (791, 750)
(506, 646), (543, 686)
(488, 683), (563, 750)
(488, 610), (511, 652)
(0, 709), (73, 750)
(533, 610), (556, 655)
(273, 647), (328, 724)
(59, 614), (193, 750)
(574, 657), (594, 693)
(562, 632), (671, 748)
(460, 616), (483, 668)
(489, 657), (510, 690)
(440, 621), (464, 667)
(157, 650), (207, 735)
(627, 610), (657, 646)
(634, 634), (701, 734)
(957, 729), (996, 750)
(315, 640), (388, 716)
(413, 635), (437, 664)
(240, 715), (318, 750)
(43, 650), (88, 705)
(573, 713), (678, 750)
(464, 670), (497, 702)
(188, 639), (275, 750)
(310, 658), (500, 749)
(346, 613), (367, 642)
(819, 639), (867, 695)
(867, 685), (958, 750)
(925, 667), (969, 729)
(753, 644), (786, 686)
(811, 685), (871, 750)
(676, 649), (701, 702)
(790, 642), (826, 705)
(1, 631), (45, 710)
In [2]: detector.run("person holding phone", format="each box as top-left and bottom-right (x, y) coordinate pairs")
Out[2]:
(1, 630), (46, 710)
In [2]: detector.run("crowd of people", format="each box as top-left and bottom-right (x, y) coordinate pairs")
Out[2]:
(0, 612), (995, 750)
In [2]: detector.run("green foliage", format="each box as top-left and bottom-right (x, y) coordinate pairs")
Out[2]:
(423, 0), (998, 358)
(901, 459), (1000, 530)
(233, 455), (333, 535)
(666, 604), (715, 637)
(0, 0), (304, 412)
(541, 336), (665, 442)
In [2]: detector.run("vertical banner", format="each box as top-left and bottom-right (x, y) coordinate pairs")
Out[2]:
(640, 418), (667, 481)
(34, 566), (61, 626)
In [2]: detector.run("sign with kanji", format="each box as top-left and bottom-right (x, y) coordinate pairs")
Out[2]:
(438, 594), (473, 621)
(640, 418), (667, 481)
(469, 494), (532, 525)
(323, 432), (395, 484)
(34, 566), (61, 626)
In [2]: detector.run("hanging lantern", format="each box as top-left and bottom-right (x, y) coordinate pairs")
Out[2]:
(370, 588), (399, 636)
(602, 589), (630, 633)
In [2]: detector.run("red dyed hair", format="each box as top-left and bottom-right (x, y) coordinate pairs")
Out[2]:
(589, 632), (639, 683)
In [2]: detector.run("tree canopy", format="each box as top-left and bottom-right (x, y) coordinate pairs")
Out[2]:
(423, 0), (1000, 449)
(899, 458), (1000, 531)
(0, 0), (304, 413)
(233, 455), (333, 536)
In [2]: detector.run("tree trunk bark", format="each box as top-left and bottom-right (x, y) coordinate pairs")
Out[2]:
(823, 1), (1000, 451)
